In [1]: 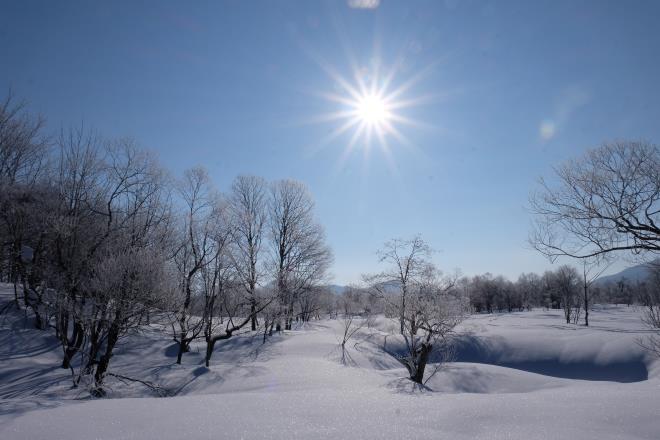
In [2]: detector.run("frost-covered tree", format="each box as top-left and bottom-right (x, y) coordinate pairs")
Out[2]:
(171, 167), (222, 364)
(365, 236), (432, 334)
(80, 142), (172, 392)
(268, 179), (332, 331)
(399, 264), (463, 384)
(199, 201), (270, 367)
(228, 175), (267, 331)
(50, 128), (111, 369)
(516, 272), (543, 311)
(550, 265), (582, 324)
(87, 246), (173, 394)
(0, 92), (50, 310)
(0, 91), (48, 186)
(366, 237), (464, 384)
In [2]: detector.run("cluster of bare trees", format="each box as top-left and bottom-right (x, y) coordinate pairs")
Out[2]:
(460, 264), (604, 326)
(462, 273), (524, 314)
(0, 118), (176, 394)
(0, 94), (332, 394)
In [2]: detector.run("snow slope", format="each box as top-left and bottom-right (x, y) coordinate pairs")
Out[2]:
(1, 286), (659, 439)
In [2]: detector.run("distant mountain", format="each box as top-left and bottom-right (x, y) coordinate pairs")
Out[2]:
(595, 260), (659, 286)
(326, 284), (348, 295)
(324, 280), (400, 295)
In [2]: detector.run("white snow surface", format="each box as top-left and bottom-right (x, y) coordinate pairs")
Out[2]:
(1, 287), (659, 439)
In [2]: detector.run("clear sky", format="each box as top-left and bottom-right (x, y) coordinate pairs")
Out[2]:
(2, 0), (660, 284)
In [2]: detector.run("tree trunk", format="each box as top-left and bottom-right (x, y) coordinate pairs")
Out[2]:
(21, 278), (46, 330)
(250, 297), (257, 331)
(205, 338), (216, 367)
(85, 328), (101, 374)
(205, 327), (239, 366)
(93, 325), (120, 395)
(13, 281), (20, 307)
(282, 299), (293, 331)
(410, 343), (432, 384)
(176, 333), (190, 365)
(400, 291), (406, 335)
(583, 284), (589, 326)
(61, 321), (84, 369)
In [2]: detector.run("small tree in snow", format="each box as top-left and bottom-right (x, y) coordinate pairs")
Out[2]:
(399, 264), (464, 384)
(366, 237), (465, 384)
(580, 260), (610, 326)
(365, 236), (432, 335)
(338, 287), (367, 363)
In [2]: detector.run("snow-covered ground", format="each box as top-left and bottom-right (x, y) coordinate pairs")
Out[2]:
(1, 286), (659, 440)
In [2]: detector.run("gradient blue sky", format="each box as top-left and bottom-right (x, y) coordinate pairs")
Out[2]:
(2, 0), (660, 283)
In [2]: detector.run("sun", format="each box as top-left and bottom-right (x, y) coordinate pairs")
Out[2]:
(355, 93), (391, 126)
(307, 56), (431, 169)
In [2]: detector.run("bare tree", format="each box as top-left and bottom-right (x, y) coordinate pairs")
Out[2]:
(199, 203), (276, 365)
(0, 182), (55, 320)
(86, 246), (173, 394)
(498, 276), (519, 312)
(171, 167), (221, 364)
(79, 141), (172, 393)
(199, 202), (240, 367)
(268, 179), (332, 331)
(551, 265), (582, 324)
(468, 273), (497, 313)
(50, 128), (108, 370)
(0, 91), (50, 310)
(229, 175), (267, 331)
(516, 272), (543, 311)
(580, 260), (611, 326)
(365, 237), (464, 384)
(399, 264), (463, 384)
(531, 141), (659, 261)
(36, 131), (175, 377)
(0, 91), (48, 186)
(338, 288), (368, 364)
(364, 236), (432, 334)
(204, 288), (274, 367)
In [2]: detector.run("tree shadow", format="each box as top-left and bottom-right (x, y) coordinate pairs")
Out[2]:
(0, 398), (65, 418)
(385, 377), (433, 394)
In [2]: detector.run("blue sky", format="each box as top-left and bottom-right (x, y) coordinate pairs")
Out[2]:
(2, 0), (660, 284)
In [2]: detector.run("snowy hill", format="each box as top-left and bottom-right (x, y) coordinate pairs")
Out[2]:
(1, 286), (659, 439)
